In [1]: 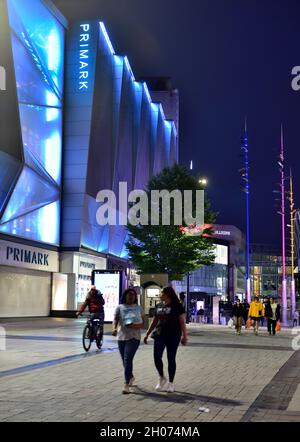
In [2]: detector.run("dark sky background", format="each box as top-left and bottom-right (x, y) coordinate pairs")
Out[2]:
(53, 0), (300, 247)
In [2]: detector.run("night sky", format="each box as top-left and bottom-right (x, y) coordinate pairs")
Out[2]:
(54, 0), (300, 247)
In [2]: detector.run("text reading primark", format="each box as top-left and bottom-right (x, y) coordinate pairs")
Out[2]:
(6, 246), (49, 266)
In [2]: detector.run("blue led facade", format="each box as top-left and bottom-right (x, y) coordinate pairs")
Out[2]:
(0, 0), (65, 246)
(63, 21), (178, 259)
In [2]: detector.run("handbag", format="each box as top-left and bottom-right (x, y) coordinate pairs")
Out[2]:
(276, 320), (281, 332)
(246, 318), (252, 329)
(150, 326), (161, 339)
(227, 318), (234, 328)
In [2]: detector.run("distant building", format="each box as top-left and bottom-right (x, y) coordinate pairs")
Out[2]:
(250, 244), (292, 301)
(173, 224), (246, 322)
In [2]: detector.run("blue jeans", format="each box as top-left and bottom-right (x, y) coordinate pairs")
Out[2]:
(154, 334), (181, 383)
(118, 339), (140, 384)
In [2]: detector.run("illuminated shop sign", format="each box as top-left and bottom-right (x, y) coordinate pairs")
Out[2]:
(0, 240), (59, 272)
(6, 246), (49, 266)
(0, 65), (5, 90)
(79, 23), (90, 91)
(80, 261), (95, 270)
(214, 230), (231, 236)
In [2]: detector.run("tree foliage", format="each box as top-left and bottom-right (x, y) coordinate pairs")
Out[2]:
(126, 164), (217, 281)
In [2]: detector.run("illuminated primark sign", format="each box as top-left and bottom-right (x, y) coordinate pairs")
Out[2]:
(0, 66), (6, 91)
(0, 240), (59, 273)
(6, 246), (49, 266)
(79, 24), (91, 91)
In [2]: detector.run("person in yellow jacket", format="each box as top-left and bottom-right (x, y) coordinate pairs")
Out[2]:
(248, 296), (265, 335)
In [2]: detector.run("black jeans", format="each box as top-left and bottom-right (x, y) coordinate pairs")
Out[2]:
(154, 334), (181, 383)
(267, 318), (277, 335)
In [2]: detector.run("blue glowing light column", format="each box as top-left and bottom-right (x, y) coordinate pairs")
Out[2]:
(241, 119), (251, 303)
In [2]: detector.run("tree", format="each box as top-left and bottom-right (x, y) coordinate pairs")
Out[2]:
(126, 164), (216, 281)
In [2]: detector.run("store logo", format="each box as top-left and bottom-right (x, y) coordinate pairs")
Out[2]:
(6, 247), (49, 266)
(80, 261), (95, 269)
(215, 230), (231, 236)
(0, 66), (6, 91)
(79, 24), (90, 91)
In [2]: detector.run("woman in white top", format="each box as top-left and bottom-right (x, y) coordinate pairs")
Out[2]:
(112, 288), (144, 394)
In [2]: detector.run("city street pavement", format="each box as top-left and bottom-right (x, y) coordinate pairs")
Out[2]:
(0, 318), (300, 422)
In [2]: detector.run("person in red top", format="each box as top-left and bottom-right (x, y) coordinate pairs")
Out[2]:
(76, 285), (105, 322)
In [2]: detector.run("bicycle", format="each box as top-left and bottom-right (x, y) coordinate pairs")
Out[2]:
(82, 315), (104, 352)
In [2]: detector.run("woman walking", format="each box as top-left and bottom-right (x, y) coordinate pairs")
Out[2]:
(144, 287), (188, 393)
(264, 297), (281, 336)
(232, 298), (244, 335)
(112, 288), (144, 394)
(248, 296), (265, 336)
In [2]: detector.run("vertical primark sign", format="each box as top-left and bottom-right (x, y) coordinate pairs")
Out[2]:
(65, 21), (98, 101)
(62, 21), (99, 245)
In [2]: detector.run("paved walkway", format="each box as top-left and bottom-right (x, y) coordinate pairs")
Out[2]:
(0, 318), (300, 422)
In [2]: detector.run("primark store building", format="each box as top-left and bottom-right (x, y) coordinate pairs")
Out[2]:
(0, 0), (178, 317)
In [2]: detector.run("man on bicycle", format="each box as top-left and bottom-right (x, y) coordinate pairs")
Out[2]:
(76, 285), (105, 326)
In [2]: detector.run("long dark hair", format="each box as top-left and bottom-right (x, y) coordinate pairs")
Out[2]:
(121, 288), (138, 305)
(162, 287), (180, 305)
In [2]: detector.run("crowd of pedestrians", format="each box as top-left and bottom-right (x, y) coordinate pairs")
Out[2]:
(229, 296), (295, 336)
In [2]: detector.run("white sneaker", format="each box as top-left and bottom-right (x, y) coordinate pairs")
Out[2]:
(167, 382), (175, 393)
(122, 384), (130, 394)
(129, 376), (135, 387)
(155, 376), (168, 391)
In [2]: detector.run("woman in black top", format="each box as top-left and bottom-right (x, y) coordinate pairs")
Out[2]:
(144, 287), (188, 393)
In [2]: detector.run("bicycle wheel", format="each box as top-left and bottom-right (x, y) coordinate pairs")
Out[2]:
(82, 325), (92, 352)
(96, 325), (103, 349)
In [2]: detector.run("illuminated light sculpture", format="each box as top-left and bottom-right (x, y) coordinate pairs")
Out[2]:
(278, 127), (287, 323)
(289, 169), (296, 316)
(240, 119), (251, 303)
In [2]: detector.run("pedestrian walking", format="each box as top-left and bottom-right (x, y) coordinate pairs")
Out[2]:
(197, 308), (205, 323)
(264, 297), (281, 336)
(242, 300), (250, 328)
(232, 298), (243, 335)
(112, 288), (144, 394)
(144, 287), (188, 393)
(248, 296), (265, 335)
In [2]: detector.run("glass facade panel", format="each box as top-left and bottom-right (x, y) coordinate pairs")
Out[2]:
(20, 104), (62, 184)
(10, 34), (60, 107)
(1, 165), (60, 223)
(7, 0), (64, 97)
(0, 0), (65, 246)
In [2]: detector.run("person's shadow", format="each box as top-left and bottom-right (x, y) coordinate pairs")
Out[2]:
(132, 387), (243, 406)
